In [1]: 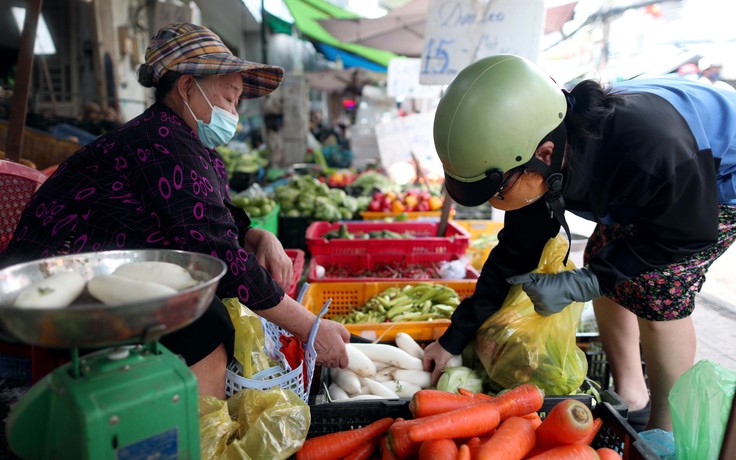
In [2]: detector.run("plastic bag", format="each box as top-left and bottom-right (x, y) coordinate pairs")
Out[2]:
(474, 234), (588, 395)
(199, 387), (310, 459)
(224, 298), (276, 378)
(439, 256), (471, 280)
(669, 359), (736, 460)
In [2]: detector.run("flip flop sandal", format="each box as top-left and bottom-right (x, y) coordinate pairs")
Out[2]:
(627, 400), (651, 432)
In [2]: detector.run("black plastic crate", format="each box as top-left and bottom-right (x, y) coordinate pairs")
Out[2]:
(577, 333), (648, 392)
(305, 392), (659, 459)
(308, 399), (412, 438)
(278, 216), (313, 252)
(577, 332), (612, 390)
(587, 346), (613, 391)
(0, 343), (32, 384)
(0, 354), (31, 384)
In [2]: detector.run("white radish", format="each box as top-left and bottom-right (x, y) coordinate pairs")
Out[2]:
(373, 366), (398, 382)
(331, 394), (385, 402)
(329, 368), (362, 395)
(113, 261), (198, 290)
(361, 377), (399, 399)
(447, 355), (463, 368)
(328, 382), (349, 401)
(395, 332), (425, 359)
(349, 343), (423, 370)
(87, 275), (178, 305)
(380, 380), (422, 399)
(393, 369), (432, 389)
(14, 272), (86, 308)
(374, 361), (391, 371)
(345, 343), (377, 377)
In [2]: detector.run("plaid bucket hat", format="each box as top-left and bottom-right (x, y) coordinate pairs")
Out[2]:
(144, 23), (284, 99)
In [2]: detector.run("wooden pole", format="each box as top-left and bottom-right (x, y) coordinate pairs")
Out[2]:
(6, 0), (43, 163)
(436, 184), (453, 237)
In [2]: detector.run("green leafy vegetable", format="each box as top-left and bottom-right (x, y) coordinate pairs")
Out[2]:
(436, 366), (484, 394)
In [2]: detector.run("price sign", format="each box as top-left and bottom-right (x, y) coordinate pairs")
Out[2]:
(388, 58), (444, 98)
(419, 0), (546, 85)
(374, 111), (438, 169)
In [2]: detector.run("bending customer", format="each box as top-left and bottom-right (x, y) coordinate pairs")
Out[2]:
(424, 54), (736, 432)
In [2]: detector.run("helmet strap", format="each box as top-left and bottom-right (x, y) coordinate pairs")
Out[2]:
(526, 122), (572, 265)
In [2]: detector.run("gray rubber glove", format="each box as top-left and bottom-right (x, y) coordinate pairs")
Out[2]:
(506, 267), (601, 316)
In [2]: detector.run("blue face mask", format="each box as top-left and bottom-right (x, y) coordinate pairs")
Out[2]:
(185, 80), (239, 149)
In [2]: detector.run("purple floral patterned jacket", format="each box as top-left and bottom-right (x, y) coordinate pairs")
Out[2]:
(2, 102), (284, 310)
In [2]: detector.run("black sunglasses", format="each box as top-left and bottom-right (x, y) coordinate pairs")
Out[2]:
(491, 166), (526, 199)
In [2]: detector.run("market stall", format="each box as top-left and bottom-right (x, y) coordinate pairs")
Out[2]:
(2, 1), (735, 458)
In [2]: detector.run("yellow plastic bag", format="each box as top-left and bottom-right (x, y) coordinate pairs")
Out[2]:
(224, 298), (275, 377)
(199, 387), (310, 460)
(474, 234), (588, 395)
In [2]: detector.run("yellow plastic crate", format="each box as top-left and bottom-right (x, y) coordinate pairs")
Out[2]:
(359, 209), (455, 220)
(455, 220), (504, 270)
(303, 280), (477, 342)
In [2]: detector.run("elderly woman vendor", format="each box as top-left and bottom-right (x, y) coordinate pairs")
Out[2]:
(1, 23), (350, 398)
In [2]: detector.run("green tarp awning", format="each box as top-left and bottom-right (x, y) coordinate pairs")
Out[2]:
(278, 0), (400, 69)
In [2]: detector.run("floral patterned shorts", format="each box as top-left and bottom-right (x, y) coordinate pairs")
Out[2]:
(583, 204), (736, 321)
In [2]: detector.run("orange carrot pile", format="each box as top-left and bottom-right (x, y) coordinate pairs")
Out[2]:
(294, 384), (625, 460)
(295, 416), (393, 460)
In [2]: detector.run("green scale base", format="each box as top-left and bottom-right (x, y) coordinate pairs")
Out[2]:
(6, 343), (200, 460)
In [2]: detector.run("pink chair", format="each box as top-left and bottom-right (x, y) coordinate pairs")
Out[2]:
(0, 159), (47, 252)
(0, 160), (47, 381)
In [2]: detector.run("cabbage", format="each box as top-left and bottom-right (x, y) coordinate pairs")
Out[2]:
(436, 366), (483, 394)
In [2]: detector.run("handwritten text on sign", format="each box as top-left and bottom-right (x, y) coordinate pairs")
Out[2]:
(420, 0), (545, 85)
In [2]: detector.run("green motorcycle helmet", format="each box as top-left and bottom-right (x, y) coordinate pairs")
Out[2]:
(433, 54), (567, 206)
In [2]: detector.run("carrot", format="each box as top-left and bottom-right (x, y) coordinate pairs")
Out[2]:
(526, 399), (595, 458)
(522, 411), (543, 429)
(343, 435), (380, 460)
(596, 447), (623, 459)
(380, 435), (401, 460)
(417, 438), (459, 460)
(490, 384), (545, 420)
(461, 433), (494, 458)
(410, 389), (482, 418)
(579, 417), (603, 446)
(476, 416), (536, 460)
(387, 418), (422, 459)
(408, 402), (501, 442)
(457, 388), (475, 397)
(526, 443), (599, 459)
(296, 417), (394, 460)
(457, 444), (471, 460)
(458, 387), (496, 401)
(533, 399), (594, 451)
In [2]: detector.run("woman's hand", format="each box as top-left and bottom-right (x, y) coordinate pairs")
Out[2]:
(423, 340), (454, 386)
(244, 228), (293, 292)
(312, 319), (351, 369)
(257, 298), (350, 369)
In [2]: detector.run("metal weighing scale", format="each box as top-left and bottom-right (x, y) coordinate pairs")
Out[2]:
(0, 250), (227, 460)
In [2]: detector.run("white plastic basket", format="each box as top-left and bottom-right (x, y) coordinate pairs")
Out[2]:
(224, 287), (329, 402)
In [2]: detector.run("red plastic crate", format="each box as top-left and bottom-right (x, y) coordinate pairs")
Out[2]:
(285, 249), (305, 298)
(305, 220), (470, 257)
(307, 252), (479, 283)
